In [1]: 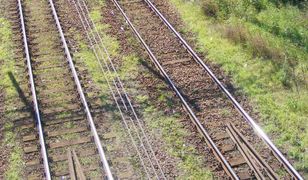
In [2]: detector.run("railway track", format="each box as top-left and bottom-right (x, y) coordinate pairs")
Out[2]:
(108, 0), (303, 179)
(9, 0), (113, 178)
(3, 0), (303, 178)
(64, 0), (168, 178)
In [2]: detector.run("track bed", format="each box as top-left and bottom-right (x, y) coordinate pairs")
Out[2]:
(108, 0), (300, 179)
(9, 0), (109, 178)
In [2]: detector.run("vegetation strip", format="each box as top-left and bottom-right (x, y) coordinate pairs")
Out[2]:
(169, 0), (308, 176)
(0, 10), (24, 180)
(73, 0), (166, 178)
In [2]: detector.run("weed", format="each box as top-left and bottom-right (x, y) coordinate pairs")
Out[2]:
(219, 21), (284, 60)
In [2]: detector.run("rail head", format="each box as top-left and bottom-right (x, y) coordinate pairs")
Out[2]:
(142, 0), (302, 179)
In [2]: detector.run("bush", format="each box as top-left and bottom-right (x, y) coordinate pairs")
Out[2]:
(270, 0), (308, 7)
(251, 0), (269, 11)
(201, 0), (261, 20)
(201, 0), (219, 17)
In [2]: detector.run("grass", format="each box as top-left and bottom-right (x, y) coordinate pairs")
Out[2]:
(169, 0), (308, 176)
(0, 17), (24, 179)
(143, 103), (213, 179)
(69, 0), (212, 178)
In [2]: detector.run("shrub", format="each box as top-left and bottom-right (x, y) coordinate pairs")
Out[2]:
(251, 0), (269, 11)
(201, 0), (219, 17)
(201, 0), (261, 20)
(270, 0), (308, 7)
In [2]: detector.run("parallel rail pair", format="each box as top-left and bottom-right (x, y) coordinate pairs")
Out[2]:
(17, 0), (113, 179)
(111, 0), (303, 179)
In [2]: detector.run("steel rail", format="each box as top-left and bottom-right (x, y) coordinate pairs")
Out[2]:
(227, 123), (279, 179)
(17, 0), (52, 179)
(142, 1), (302, 179)
(226, 125), (264, 180)
(47, 0), (114, 179)
(111, 0), (239, 179)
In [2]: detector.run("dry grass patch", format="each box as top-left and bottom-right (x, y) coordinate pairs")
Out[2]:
(219, 23), (284, 60)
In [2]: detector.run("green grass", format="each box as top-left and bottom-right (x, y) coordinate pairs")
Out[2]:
(0, 17), (24, 179)
(255, 4), (308, 50)
(169, 0), (308, 175)
(144, 105), (213, 179)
